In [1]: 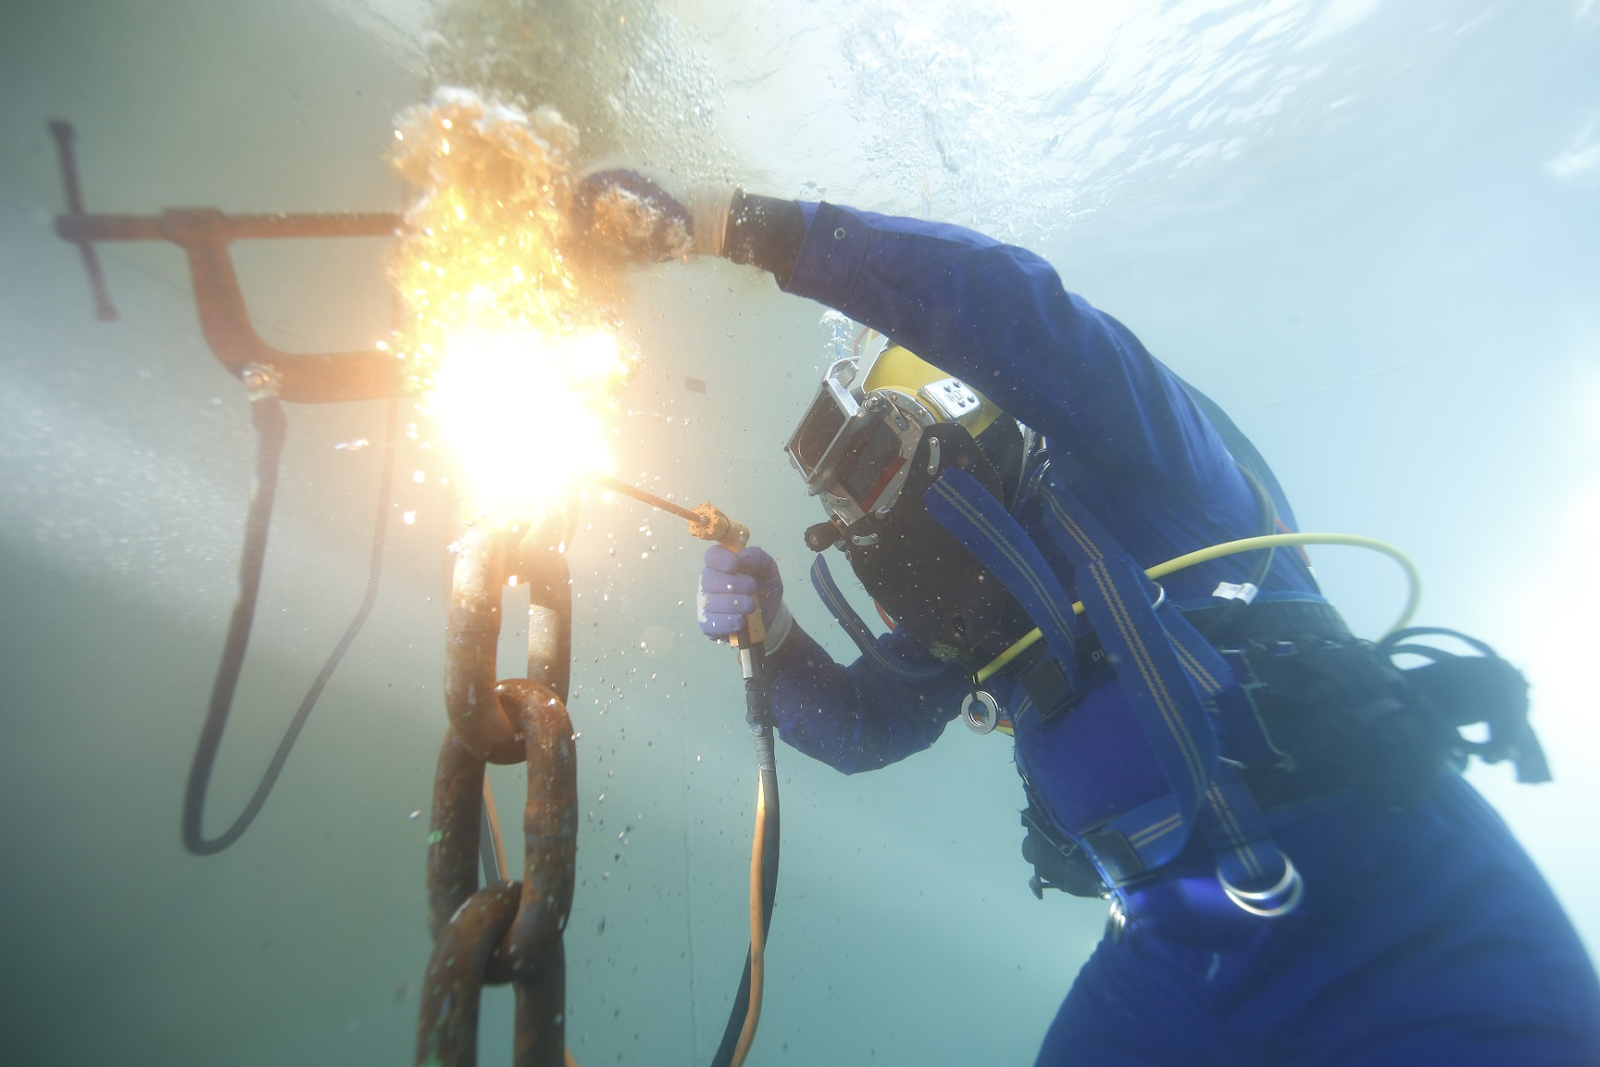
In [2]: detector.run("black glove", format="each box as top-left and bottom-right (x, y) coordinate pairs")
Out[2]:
(570, 173), (809, 286)
(570, 169), (694, 263)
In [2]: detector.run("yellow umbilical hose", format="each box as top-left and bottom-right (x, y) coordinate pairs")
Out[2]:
(975, 531), (1421, 689)
(730, 776), (770, 1067)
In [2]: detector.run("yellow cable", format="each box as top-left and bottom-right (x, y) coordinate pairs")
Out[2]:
(481, 776), (508, 882)
(974, 532), (1421, 687)
(730, 776), (768, 1067)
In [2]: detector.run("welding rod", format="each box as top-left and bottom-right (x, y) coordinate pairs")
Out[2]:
(590, 472), (704, 524)
(589, 472), (752, 562)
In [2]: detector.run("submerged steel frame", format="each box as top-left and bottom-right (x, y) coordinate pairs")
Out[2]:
(50, 121), (577, 1066)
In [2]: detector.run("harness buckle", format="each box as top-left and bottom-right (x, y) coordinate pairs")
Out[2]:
(1218, 854), (1303, 917)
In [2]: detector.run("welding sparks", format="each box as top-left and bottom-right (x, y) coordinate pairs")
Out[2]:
(389, 87), (634, 519)
(425, 326), (628, 510)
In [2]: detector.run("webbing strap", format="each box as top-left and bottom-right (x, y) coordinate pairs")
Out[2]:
(1160, 607), (1290, 889)
(1032, 479), (1214, 873)
(920, 471), (1079, 673)
(1036, 472), (1289, 891)
(808, 555), (946, 681)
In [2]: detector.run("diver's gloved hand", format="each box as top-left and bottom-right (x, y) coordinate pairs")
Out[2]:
(569, 173), (803, 283)
(570, 169), (696, 263)
(697, 544), (793, 651)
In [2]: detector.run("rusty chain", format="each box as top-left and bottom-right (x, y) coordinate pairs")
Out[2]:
(417, 515), (577, 1067)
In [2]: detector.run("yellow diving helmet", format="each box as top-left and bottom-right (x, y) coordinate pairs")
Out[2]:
(784, 343), (1007, 527)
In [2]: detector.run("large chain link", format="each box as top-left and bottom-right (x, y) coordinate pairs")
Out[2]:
(417, 516), (577, 1067)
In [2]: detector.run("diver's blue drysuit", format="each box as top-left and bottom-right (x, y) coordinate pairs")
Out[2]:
(754, 202), (1600, 1066)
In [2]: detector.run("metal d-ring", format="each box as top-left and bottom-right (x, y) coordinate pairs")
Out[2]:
(1218, 854), (1304, 918)
(1105, 894), (1128, 943)
(1149, 582), (1166, 611)
(962, 690), (1001, 734)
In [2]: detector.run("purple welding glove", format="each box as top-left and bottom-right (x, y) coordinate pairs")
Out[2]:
(570, 169), (695, 263)
(698, 545), (793, 651)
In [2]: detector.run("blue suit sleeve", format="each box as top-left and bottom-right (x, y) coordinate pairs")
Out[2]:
(763, 622), (968, 774)
(783, 203), (1233, 500)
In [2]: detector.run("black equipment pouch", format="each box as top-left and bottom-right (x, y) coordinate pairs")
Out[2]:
(1016, 631), (1112, 725)
(1377, 627), (1550, 783)
(1020, 800), (1107, 899)
(1223, 620), (1548, 808)
(1014, 603), (1548, 896)
(1229, 636), (1459, 809)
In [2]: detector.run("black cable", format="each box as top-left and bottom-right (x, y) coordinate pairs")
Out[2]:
(182, 396), (399, 854)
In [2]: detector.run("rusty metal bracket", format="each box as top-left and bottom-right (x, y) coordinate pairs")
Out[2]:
(48, 119), (410, 403)
(47, 120), (590, 1066)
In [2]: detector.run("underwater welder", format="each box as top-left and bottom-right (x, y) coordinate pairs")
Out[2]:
(567, 171), (1600, 1065)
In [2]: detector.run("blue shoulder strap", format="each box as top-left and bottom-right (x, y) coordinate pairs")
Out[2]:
(808, 555), (946, 681)
(921, 473), (1081, 675)
(1035, 471), (1293, 898)
(925, 467), (1296, 904)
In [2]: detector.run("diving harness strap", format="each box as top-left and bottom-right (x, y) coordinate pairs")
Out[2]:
(807, 555), (944, 682)
(923, 467), (1303, 916)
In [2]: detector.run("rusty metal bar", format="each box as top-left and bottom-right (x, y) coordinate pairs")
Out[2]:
(49, 120), (117, 320)
(48, 121), (409, 404)
(54, 210), (400, 244)
(157, 207), (408, 403)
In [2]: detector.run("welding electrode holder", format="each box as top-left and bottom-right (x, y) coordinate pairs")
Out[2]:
(686, 503), (764, 648)
(688, 502), (751, 552)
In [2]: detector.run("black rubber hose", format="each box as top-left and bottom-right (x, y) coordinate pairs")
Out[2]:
(710, 655), (782, 1067)
(182, 396), (398, 854)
